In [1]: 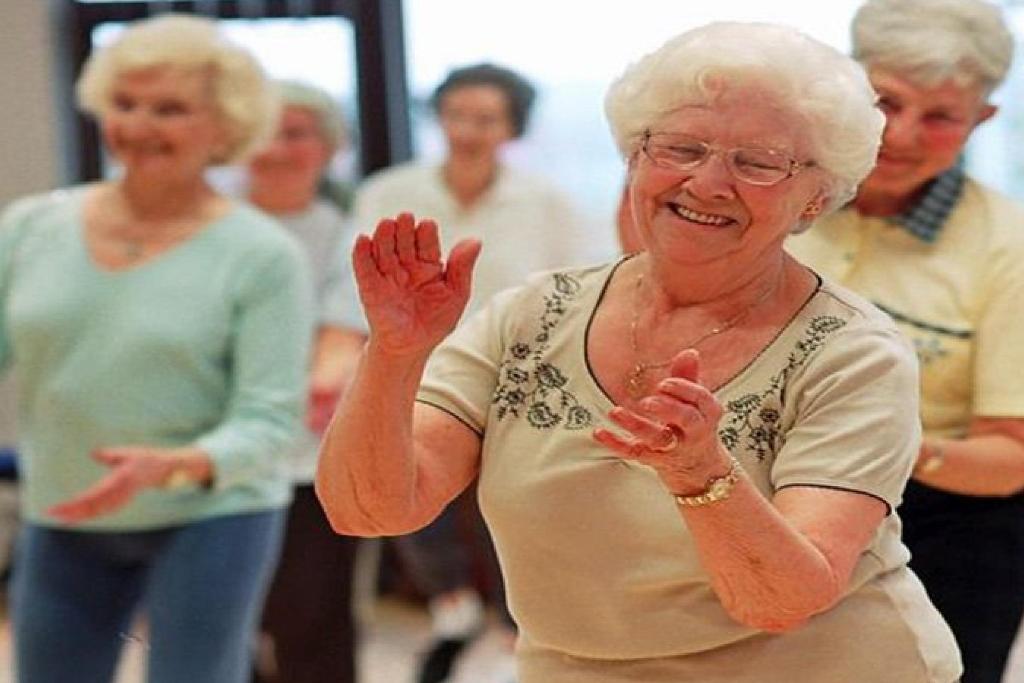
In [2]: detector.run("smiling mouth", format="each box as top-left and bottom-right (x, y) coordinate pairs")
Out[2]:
(668, 202), (736, 227)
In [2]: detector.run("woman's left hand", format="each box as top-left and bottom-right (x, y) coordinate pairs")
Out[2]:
(47, 446), (204, 523)
(594, 349), (730, 493)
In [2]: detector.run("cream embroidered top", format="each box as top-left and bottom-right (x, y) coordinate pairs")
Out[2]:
(417, 261), (960, 682)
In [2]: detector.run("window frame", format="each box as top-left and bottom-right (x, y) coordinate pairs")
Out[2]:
(57, 0), (411, 181)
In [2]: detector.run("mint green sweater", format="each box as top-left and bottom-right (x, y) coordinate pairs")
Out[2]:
(0, 188), (313, 530)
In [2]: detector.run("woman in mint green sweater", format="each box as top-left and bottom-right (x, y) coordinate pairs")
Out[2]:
(0, 15), (312, 683)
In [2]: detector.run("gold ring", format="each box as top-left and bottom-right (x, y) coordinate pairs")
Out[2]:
(648, 425), (680, 453)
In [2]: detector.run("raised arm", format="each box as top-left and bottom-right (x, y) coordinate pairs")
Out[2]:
(315, 213), (483, 537)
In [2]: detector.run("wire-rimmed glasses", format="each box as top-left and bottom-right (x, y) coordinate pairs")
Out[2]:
(641, 131), (815, 186)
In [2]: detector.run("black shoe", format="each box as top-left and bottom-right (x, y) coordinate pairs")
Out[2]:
(417, 637), (472, 683)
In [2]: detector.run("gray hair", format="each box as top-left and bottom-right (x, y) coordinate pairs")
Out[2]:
(76, 13), (279, 164)
(852, 0), (1013, 97)
(276, 80), (348, 150)
(604, 21), (885, 211)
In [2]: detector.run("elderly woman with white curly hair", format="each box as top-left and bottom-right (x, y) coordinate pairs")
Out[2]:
(0, 14), (312, 683)
(316, 20), (961, 683)
(790, 1), (1024, 681)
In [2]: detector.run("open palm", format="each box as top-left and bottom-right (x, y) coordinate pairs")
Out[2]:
(352, 212), (482, 356)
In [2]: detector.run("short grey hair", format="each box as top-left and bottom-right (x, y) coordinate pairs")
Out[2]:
(852, 0), (1013, 97)
(276, 80), (348, 151)
(76, 13), (279, 164)
(604, 21), (885, 211)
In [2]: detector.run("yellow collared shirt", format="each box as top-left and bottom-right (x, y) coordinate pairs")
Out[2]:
(788, 178), (1024, 437)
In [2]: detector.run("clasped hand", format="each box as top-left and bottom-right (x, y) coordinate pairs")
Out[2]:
(352, 212), (481, 357)
(593, 349), (731, 493)
(47, 446), (200, 523)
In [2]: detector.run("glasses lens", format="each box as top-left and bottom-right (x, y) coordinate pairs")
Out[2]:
(643, 133), (802, 186)
(730, 149), (791, 185)
(646, 135), (707, 169)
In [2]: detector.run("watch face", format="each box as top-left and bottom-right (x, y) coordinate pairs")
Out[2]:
(710, 480), (729, 498)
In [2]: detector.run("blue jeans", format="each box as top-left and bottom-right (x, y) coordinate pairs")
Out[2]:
(10, 510), (285, 683)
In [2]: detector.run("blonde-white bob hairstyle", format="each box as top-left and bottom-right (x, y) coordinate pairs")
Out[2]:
(853, 0), (1013, 97)
(76, 13), (279, 164)
(605, 21), (885, 214)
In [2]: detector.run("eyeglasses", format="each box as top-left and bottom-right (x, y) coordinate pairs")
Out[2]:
(641, 131), (815, 186)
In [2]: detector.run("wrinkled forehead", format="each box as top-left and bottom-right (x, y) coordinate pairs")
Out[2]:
(867, 67), (988, 110)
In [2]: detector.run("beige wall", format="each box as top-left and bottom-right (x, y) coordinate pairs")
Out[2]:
(0, 1), (62, 206)
(0, 2), (61, 444)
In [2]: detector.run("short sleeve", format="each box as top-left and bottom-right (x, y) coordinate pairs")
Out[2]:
(772, 325), (922, 510)
(416, 287), (522, 435)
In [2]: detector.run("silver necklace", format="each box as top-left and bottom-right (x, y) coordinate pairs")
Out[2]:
(626, 273), (774, 398)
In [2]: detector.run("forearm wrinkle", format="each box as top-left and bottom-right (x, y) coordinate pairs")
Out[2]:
(317, 348), (427, 535)
(685, 482), (869, 633)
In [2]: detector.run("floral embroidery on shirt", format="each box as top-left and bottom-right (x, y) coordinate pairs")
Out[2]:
(492, 272), (594, 430)
(718, 315), (847, 461)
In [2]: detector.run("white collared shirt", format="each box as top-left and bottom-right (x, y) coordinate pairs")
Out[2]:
(350, 162), (607, 317)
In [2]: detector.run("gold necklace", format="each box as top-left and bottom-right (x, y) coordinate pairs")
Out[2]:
(626, 273), (774, 398)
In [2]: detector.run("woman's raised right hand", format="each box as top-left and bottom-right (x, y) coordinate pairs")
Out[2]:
(352, 212), (482, 357)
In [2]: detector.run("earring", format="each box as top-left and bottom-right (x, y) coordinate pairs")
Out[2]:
(804, 201), (822, 216)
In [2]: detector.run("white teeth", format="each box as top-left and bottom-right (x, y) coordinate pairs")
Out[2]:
(673, 204), (732, 226)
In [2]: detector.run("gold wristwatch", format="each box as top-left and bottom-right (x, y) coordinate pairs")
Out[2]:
(162, 468), (195, 491)
(673, 457), (742, 507)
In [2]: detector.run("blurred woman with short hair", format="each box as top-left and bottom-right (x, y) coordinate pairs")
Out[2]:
(2, 15), (312, 683)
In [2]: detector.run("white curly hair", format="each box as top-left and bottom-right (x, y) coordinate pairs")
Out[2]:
(605, 21), (886, 213)
(76, 13), (279, 164)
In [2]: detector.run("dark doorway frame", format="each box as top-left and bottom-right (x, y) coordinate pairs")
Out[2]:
(56, 0), (411, 181)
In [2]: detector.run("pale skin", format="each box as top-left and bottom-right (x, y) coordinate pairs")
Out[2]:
(855, 68), (1024, 494)
(48, 65), (231, 522)
(319, 98), (889, 634)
